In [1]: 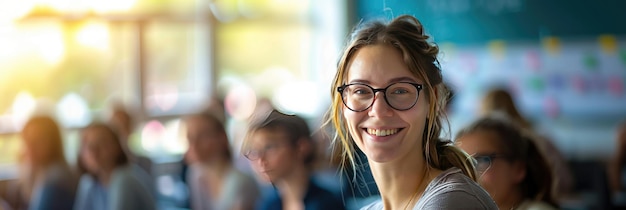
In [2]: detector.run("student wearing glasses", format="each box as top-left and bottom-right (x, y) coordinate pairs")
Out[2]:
(455, 116), (558, 210)
(242, 110), (345, 210)
(479, 88), (573, 197)
(326, 15), (496, 209)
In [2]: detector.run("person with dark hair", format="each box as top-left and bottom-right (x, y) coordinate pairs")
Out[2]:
(242, 110), (345, 210)
(480, 88), (573, 197)
(184, 111), (259, 210)
(455, 116), (558, 210)
(325, 15), (496, 209)
(108, 104), (154, 176)
(73, 123), (155, 210)
(18, 116), (77, 210)
(608, 120), (626, 206)
(479, 89), (532, 129)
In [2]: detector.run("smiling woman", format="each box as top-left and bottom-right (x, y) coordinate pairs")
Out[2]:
(325, 15), (497, 209)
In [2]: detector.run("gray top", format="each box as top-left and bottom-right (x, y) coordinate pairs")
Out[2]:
(516, 199), (557, 210)
(188, 165), (260, 210)
(74, 164), (155, 210)
(361, 167), (497, 210)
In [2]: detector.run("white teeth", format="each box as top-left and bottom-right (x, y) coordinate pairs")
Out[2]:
(367, 128), (399, 136)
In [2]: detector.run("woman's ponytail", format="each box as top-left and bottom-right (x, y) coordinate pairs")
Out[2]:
(436, 140), (478, 181)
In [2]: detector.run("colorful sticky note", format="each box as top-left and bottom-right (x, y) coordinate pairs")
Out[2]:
(583, 53), (599, 71)
(548, 74), (565, 91)
(598, 34), (617, 55)
(608, 77), (624, 96)
(441, 42), (456, 58)
(542, 36), (560, 56)
(543, 96), (559, 118)
(488, 40), (506, 60)
(460, 53), (478, 73)
(527, 76), (545, 93)
(525, 51), (541, 71)
(572, 75), (587, 94)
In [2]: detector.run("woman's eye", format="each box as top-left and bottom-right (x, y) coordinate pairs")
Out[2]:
(264, 144), (279, 151)
(391, 88), (409, 94)
(475, 156), (490, 163)
(353, 88), (370, 95)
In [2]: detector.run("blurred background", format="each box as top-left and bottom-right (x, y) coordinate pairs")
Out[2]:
(0, 0), (625, 209)
(0, 0), (345, 171)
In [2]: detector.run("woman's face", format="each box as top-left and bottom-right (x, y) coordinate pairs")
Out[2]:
(342, 44), (429, 163)
(246, 129), (298, 183)
(455, 130), (525, 204)
(80, 127), (122, 174)
(21, 125), (51, 165)
(185, 117), (226, 164)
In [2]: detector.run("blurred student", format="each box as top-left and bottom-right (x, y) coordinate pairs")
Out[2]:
(0, 197), (10, 210)
(180, 98), (227, 182)
(109, 104), (154, 175)
(184, 111), (259, 210)
(243, 110), (345, 210)
(18, 116), (77, 210)
(74, 123), (155, 210)
(480, 88), (573, 196)
(456, 116), (558, 210)
(608, 120), (626, 204)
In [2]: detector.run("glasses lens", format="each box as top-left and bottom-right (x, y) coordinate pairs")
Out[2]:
(244, 150), (259, 160)
(474, 156), (492, 173)
(341, 84), (374, 111)
(385, 83), (419, 110)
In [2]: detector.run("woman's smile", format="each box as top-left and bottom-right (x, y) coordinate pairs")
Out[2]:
(365, 128), (403, 137)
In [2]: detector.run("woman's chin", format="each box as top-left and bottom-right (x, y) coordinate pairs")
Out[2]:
(362, 139), (403, 163)
(364, 149), (398, 163)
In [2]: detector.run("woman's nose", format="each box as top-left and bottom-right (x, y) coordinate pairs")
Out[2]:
(368, 92), (393, 117)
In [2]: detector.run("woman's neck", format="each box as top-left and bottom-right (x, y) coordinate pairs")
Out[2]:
(200, 157), (231, 177)
(274, 165), (310, 207)
(369, 153), (440, 210)
(98, 168), (115, 186)
(497, 189), (524, 210)
(98, 162), (129, 186)
(194, 160), (232, 201)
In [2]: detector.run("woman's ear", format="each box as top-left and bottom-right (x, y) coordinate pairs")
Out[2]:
(296, 137), (312, 160)
(512, 161), (527, 184)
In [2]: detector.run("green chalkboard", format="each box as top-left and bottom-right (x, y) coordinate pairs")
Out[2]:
(357, 0), (626, 44)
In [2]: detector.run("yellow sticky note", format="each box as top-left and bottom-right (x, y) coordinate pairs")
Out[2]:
(542, 36), (560, 55)
(440, 42), (456, 60)
(488, 40), (506, 60)
(599, 34), (617, 54)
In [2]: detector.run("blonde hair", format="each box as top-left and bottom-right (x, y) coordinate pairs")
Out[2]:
(325, 15), (476, 181)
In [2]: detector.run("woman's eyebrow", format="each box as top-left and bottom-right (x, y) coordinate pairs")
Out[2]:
(388, 77), (418, 83)
(347, 79), (370, 84)
(347, 76), (418, 84)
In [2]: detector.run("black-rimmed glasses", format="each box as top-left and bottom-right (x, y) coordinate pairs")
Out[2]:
(337, 82), (423, 112)
(243, 142), (290, 161)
